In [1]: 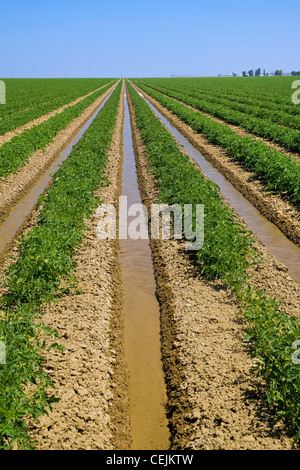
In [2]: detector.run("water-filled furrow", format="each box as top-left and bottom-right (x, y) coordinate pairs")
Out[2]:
(120, 89), (170, 450)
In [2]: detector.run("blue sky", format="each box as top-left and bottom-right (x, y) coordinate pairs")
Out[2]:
(1, 0), (299, 77)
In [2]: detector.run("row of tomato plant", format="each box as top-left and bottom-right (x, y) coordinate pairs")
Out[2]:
(134, 80), (300, 154)
(0, 81), (122, 450)
(0, 78), (115, 136)
(140, 79), (300, 131)
(143, 77), (300, 116)
(131, 81), (300, 208)
(127, 80), (300, 443)
(0, 81), (116, 180)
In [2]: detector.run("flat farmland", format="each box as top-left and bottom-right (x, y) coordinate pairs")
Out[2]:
(0, 76), (299, 451)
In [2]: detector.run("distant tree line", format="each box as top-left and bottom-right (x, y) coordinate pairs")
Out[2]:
(240, 69), (300, 77)
(219, 69), (300, 77)
(242, 68), (264, 77)
(241, 69), (283, 77)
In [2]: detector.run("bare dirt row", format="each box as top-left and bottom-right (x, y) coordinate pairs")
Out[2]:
(0, 80), (115, 147)
(132, 84), (300, 247)
(0, 81), (118, 225)
(126, 84), (300, 449)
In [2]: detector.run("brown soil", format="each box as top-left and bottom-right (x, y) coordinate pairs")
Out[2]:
(132, 83), (300, 247)
(126, 84), (300, 449)
(0, 81), (119, 224)
(26, 84), (131, 450)
(0, 80), (115, 146)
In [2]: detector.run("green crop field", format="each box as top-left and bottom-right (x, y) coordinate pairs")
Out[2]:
(0, 1), (299, 452)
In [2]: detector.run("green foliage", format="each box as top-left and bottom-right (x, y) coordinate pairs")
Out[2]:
(133, 81), (300, 208)
(0, 81), (116, 180)
(0, 81), (122, 449)
(0, 78), (116, 135)
(132, 76), (300, 116)
(241, 288), (300, 441)
(155, 84), (300, 150)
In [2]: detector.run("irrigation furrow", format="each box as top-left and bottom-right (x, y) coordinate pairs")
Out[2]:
(120, 89), (170, 450)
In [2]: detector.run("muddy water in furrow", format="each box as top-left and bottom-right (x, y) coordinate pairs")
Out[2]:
(134, 88), (300, 284)
(120, 91), (170, 450)
(0, 88), (116, 258)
